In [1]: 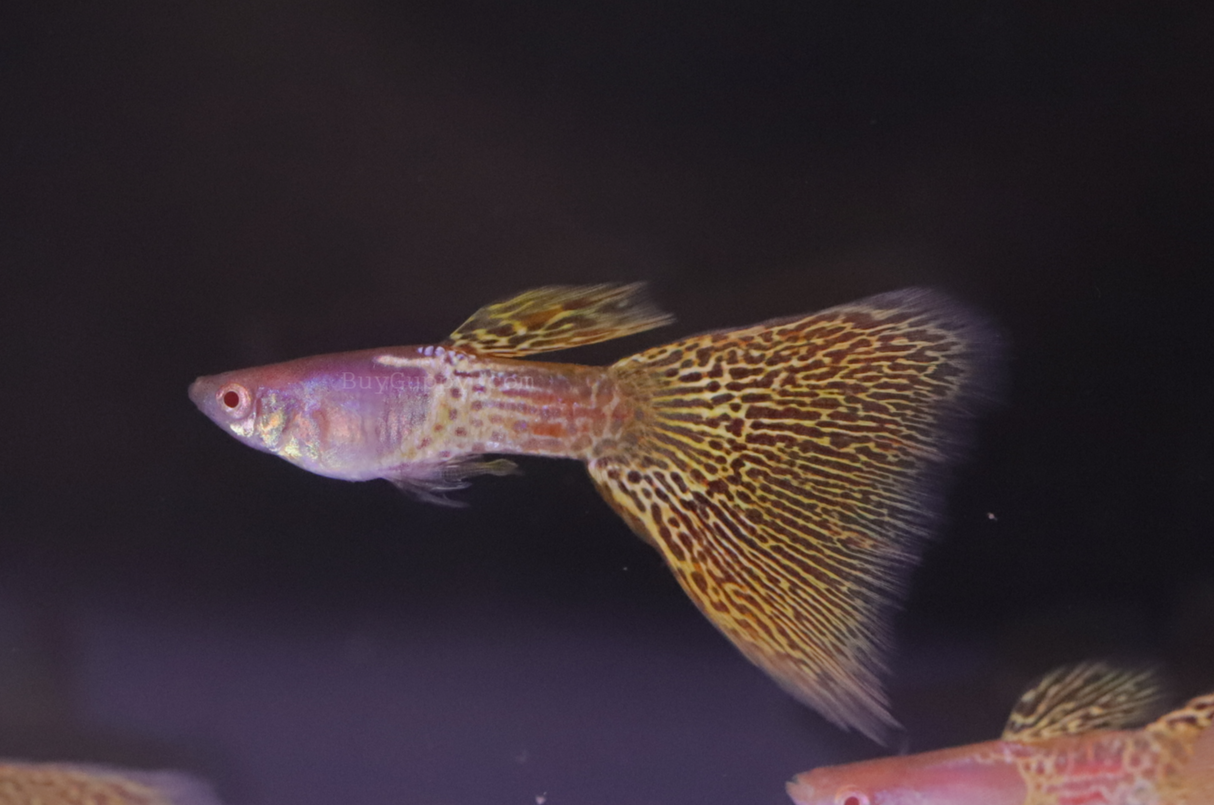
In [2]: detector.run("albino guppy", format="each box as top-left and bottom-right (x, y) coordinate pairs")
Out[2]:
(0, 760), (222, 804)
(190, 283), (999, 740)
(788, 662), (1214, 805)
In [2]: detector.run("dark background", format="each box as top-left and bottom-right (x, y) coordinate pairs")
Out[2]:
(2, 2), (1212, 803)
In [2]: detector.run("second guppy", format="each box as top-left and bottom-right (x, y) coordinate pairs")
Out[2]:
(788, 662), (1214, 804)
(190, 284), (1000, 740)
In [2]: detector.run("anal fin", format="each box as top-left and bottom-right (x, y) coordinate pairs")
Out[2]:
(386, 457), (519, 506)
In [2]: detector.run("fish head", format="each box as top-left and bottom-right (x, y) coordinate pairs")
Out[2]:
(786, 742), (1025, 805)
(189, 367), (284, 457)
(191, 352), (436, 481)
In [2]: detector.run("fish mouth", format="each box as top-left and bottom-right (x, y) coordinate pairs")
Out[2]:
(784, 775), (818, 805)
(188, 376), (212, 411)
(188, 375), (230, 421)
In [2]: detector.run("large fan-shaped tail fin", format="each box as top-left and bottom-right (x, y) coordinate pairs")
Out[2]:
(587, 288), (1003, 741)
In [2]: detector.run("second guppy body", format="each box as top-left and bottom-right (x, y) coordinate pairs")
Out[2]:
(788, 662), (1214, 805)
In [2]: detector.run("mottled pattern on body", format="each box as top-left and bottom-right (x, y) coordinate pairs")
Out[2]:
(1147, 693), (1214, 803)
(588, 289), (1000, 738)
(1012, 732), (1162, 805)
(373, 349), (631, 500)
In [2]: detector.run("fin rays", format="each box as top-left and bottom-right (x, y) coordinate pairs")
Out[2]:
(1004, 661), (1167, 742)
(444, 283), (673, 357)
(389, 457), (520, 506)
(589, 288), (1002, 740)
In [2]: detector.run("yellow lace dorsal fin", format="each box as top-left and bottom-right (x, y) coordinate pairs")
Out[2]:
(443, 283), (673, 357)
(1002, 661), (1167, 742)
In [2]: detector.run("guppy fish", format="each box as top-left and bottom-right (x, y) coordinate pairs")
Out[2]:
(190, 283), (999, 740)
(788, 662), (1214, 805)
(0, 760), (222, 804)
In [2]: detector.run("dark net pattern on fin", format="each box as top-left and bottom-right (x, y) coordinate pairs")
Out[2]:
(587, 288), (1002, 741)
(443, 283), (673, 357)
(1003, 662), (1167, 742)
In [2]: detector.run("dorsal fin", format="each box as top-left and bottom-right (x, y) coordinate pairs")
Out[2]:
(1002, 661), (1167, 742)
(442, 283), (673, 357)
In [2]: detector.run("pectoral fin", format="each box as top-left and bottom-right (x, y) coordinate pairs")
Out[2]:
(443, 283), (673, 357)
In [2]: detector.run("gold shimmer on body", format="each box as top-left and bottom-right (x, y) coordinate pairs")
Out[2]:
(190, 284), (1001, 740)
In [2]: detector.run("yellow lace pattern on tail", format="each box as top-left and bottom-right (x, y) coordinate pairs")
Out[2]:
(589, 289), (1000, 740)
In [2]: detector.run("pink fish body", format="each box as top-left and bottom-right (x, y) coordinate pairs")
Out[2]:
(788, 663), (1214, 805)
(190, 345), (621, 500)
(191, 283), (1000, 740)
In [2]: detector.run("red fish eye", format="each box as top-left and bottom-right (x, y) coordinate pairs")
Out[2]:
(837, 792), (869, 805)
(217, 384), (250, 415)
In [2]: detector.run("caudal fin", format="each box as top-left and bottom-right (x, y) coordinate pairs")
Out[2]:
(587, 288), (1003, 741)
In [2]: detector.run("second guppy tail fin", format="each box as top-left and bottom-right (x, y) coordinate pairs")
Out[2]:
(586, 288), (1003, 741)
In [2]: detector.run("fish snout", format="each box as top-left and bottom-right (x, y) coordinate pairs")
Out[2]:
(188, 376), (210, 410)
(189, 374), (253, 422)
(785, 775), (819, 805)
